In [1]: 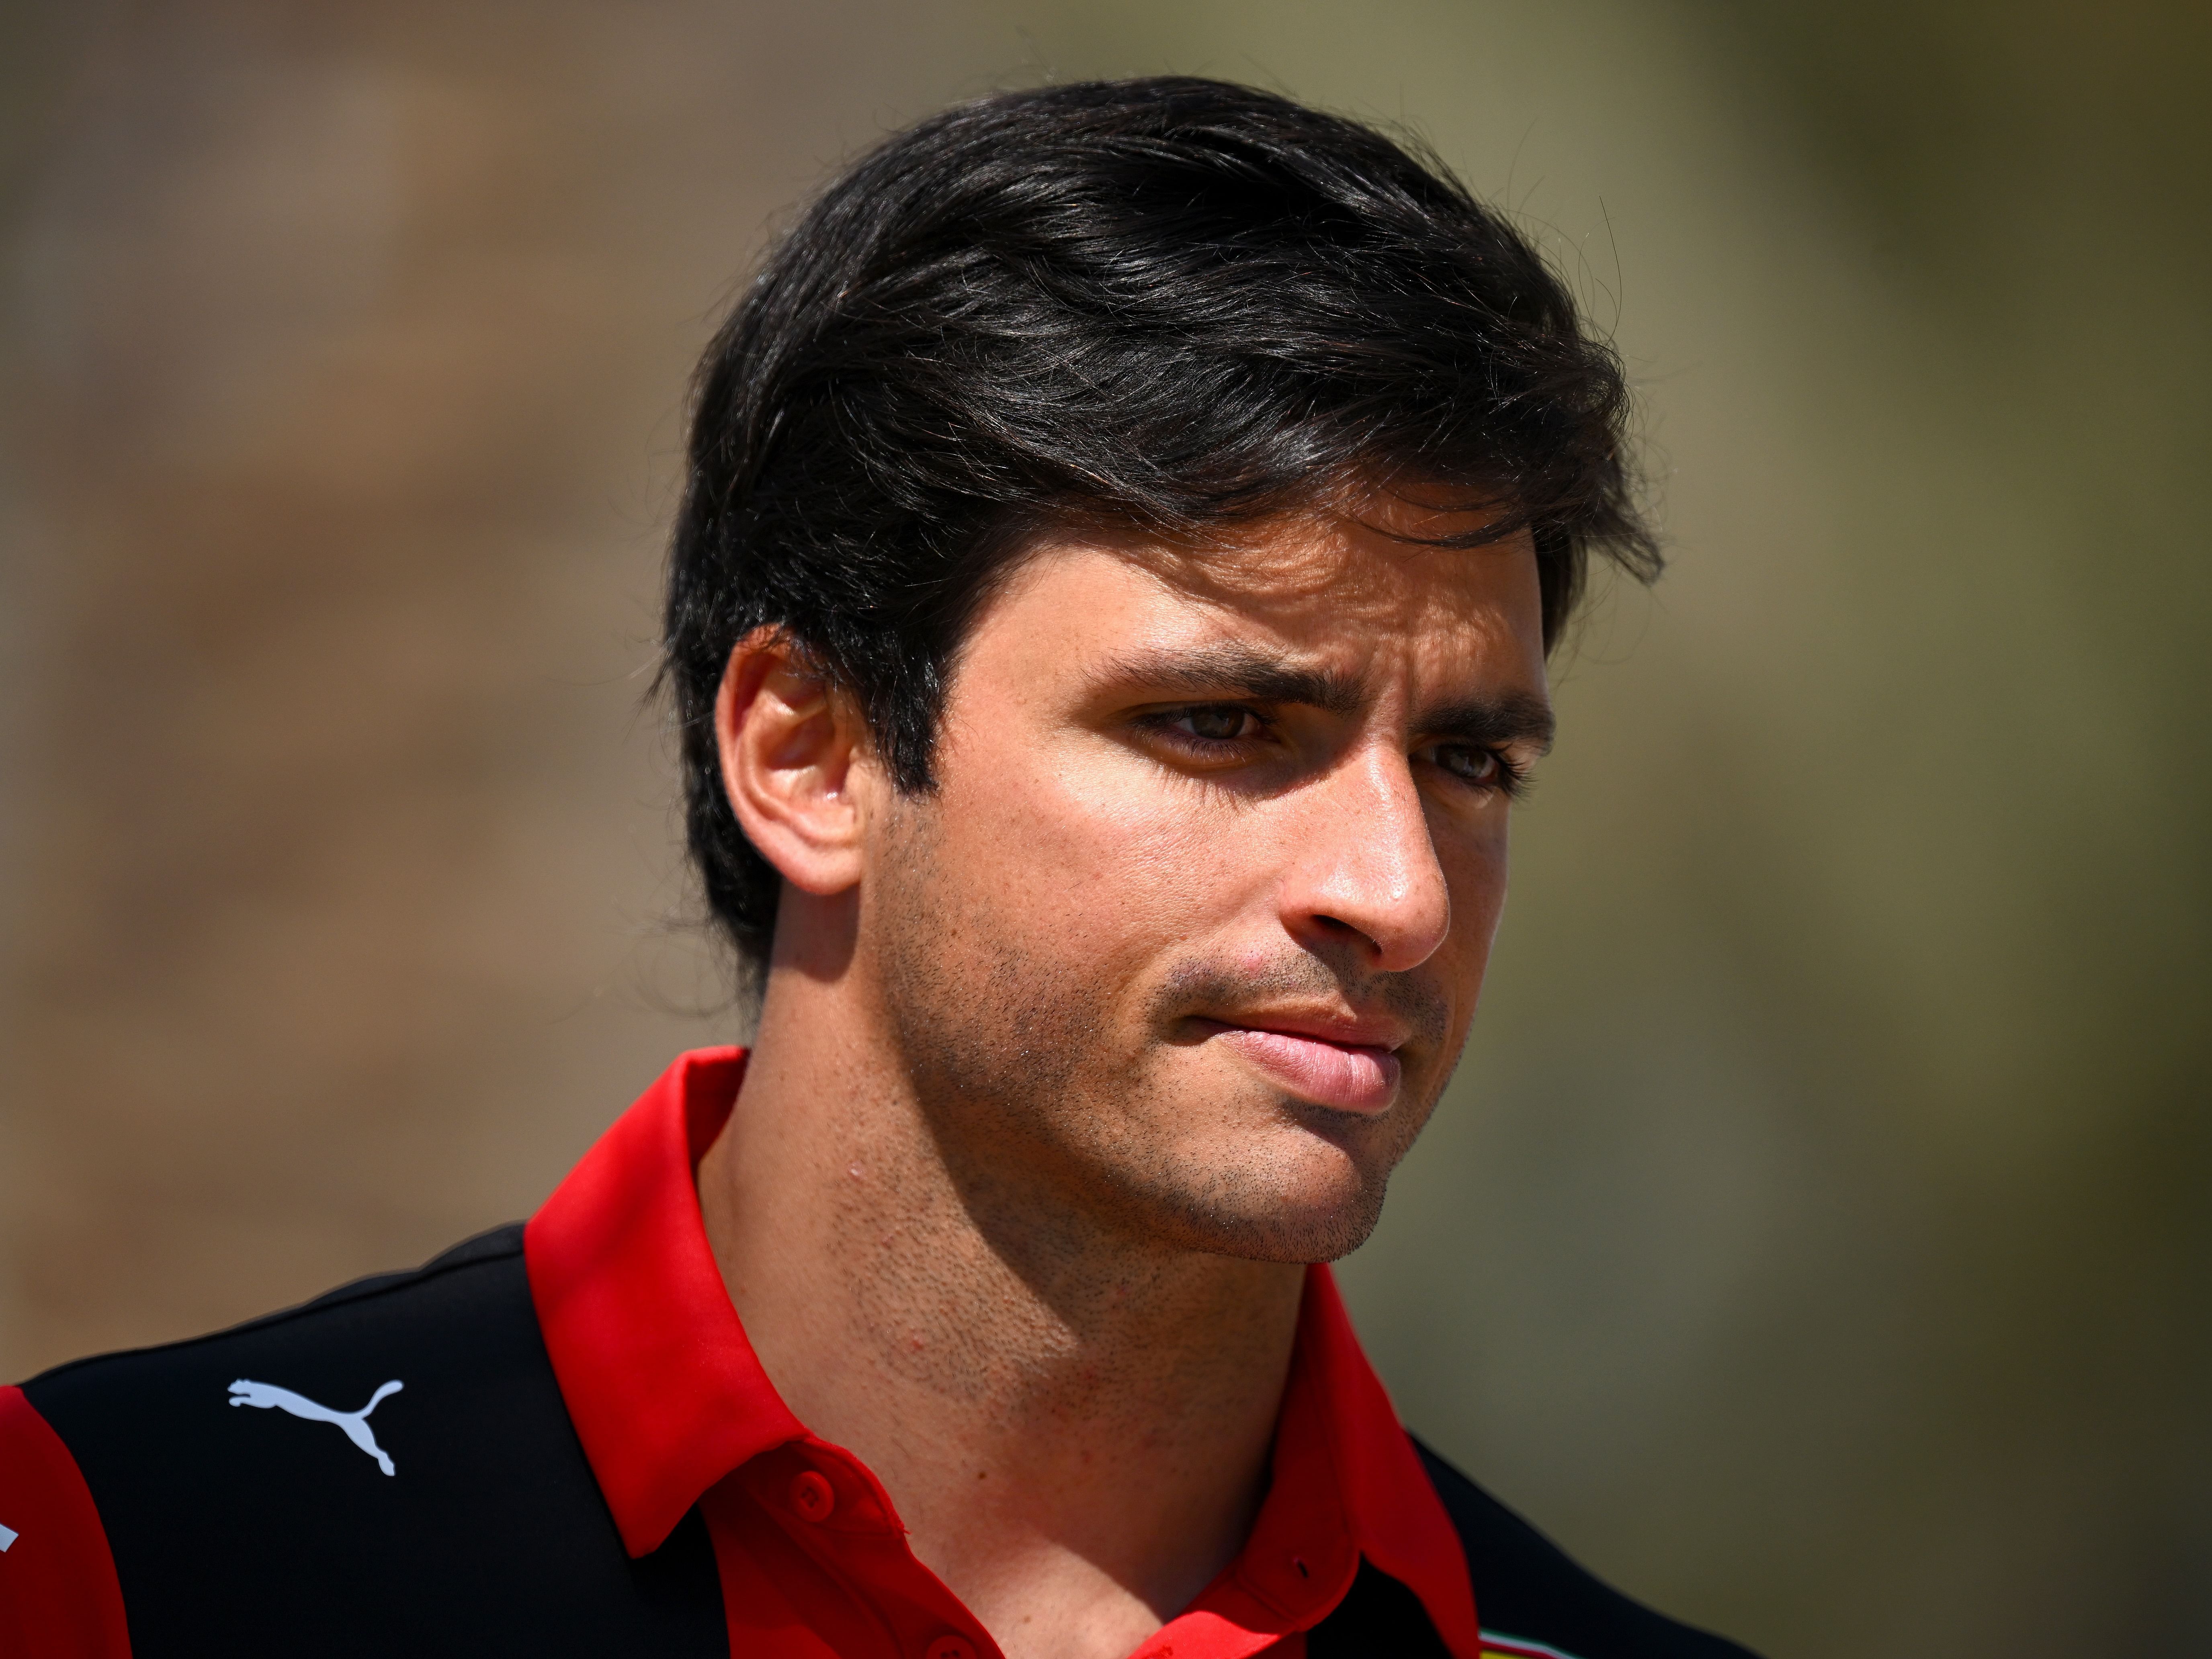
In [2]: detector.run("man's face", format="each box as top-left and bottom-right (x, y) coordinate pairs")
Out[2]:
(863, 496), (1552, 1264)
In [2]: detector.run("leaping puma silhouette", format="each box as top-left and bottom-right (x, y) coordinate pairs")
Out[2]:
(228, 1378), (405, 1476)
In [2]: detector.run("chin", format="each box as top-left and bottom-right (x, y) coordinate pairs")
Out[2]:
(1135, 1130), (1393, 1264)
(1210, 1198), (1386, 1265)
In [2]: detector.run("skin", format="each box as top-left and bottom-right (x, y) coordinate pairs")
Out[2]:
(696, 491), (1552, 1659)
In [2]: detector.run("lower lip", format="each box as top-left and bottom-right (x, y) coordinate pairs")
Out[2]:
(1207, 1025), (1401, 1116)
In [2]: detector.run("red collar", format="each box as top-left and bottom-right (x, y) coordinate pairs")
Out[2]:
(524, 1047), (1481, 1657)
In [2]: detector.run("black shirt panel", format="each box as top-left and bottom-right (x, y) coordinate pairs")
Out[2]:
(22, 1225), (727, 1659)
(1415, 1438), (1761, 1659)
(1307, 1558), (1456, 1657)
(1305, 1447), (1763, 1659)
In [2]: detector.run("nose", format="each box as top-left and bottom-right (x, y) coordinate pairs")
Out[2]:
(1278, 747), (1452, 973)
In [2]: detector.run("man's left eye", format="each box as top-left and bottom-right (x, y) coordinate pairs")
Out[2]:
(1435, 745), (1500, 783)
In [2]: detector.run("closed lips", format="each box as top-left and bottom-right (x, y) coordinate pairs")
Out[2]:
(1200, 1021), (1402, 1115)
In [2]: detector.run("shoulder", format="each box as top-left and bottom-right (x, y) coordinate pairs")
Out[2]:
(2, 1226), (536, 1656)
(13, 1225), (722, 1657)
(1415, 1438), (1763, 1659)
(25, 1222), (531, 1418)
(22, 1222), (546, 1513)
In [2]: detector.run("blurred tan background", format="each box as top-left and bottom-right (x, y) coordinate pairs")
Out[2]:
(2, 2), (2206, 1655)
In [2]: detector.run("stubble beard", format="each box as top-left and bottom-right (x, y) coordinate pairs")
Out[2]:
(869, 800), (1453, 1270)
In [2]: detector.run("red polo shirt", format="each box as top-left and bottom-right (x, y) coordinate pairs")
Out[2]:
(2, 1047), (1483, 1658)
(526, 1046), (1483, 1659)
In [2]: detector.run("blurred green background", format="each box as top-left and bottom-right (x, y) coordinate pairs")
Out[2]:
(2, 3), (2205, 1655)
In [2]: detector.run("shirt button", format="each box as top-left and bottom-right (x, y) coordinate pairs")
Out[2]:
(924, 1636), (977, 1659)
(789, 1469), (836, 1522)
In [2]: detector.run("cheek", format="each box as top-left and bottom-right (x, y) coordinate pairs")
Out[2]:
(939, 739), (1260, 971)
(1440, 813), (1513, 966)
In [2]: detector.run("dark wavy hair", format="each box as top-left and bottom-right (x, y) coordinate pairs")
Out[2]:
(662, 77), (1658, 982)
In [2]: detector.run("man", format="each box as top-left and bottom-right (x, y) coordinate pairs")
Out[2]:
(0, 79), (1759, 1659)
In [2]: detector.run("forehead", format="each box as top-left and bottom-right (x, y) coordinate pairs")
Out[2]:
(976, 498), (1548, 697)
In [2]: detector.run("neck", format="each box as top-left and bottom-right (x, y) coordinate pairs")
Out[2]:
(696, 950), (1306, 1659)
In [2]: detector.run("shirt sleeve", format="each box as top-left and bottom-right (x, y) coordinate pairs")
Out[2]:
(0, 1385), (131, 1657)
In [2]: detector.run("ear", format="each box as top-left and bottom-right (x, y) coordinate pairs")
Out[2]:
(714, 628), (874, 896)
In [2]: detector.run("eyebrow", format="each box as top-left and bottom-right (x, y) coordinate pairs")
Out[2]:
(1418, 691), (1557, 756)
(1097, 642), (1557, 753)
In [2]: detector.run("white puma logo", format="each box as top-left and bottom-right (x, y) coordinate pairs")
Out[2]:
(227, 1378), (405, 1476)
